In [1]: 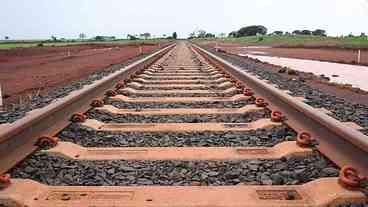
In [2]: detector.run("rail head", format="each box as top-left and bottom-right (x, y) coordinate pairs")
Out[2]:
(192, 43), (368, 175)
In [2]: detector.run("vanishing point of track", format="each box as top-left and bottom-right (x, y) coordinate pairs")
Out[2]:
(0, 41), (367, 207)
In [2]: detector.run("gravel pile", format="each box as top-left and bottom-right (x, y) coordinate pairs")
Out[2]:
(0, 51), (159, 124)
(9, 152), (338, 186)
(58, 124), (295, 147)
(107, 99), (252, 109)
(201, 46), (368, 135)
(86, 109), (269, 123)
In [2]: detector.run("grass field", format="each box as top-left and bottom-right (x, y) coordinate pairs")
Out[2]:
(196, 35), (368, 49)
(0, 39), (169, 49)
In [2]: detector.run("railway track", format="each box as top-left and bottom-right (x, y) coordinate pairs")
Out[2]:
(0, 41), (367, 207)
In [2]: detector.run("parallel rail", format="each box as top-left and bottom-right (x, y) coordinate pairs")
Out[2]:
(193, 44), (368, 175)
(0, 44), (175, 173)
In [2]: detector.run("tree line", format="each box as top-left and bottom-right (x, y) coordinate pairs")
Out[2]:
(186, 26), (332, 39)
(127, 32), (177, 40)
(188, 30), (216, 39)
(1, 32), (178, 42)
(228, 26), (327, 38)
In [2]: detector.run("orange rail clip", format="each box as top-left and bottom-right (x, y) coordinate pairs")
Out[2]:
(0, 174), (11, 189)
(243, 88), (254, 96)
(255, 97), (267, 107)
(105, 90), (118, 97)
(271, 110), (283, 122)
(339, 166), (367, 189)
(296, 132), (315, 148)
(90, 99), (104, 107)
(71, 113), (87, 123)
(35, 136), (59, 148)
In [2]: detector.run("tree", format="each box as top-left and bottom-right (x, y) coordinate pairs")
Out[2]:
(95, 36), (104, 41)
(140, 33), (151, 39)
(79, 33), (86, 39)
(51, 35), (57, 41)
(172, 32), (177, 39)
(196, 30), (207, 38)
(273, 31), (283, 35)
(301, 30), (312, 35)
(4, 36), (9, 40)
(187, 30), (207, 38)
(228, 31), (238, 38)
(127, 34), (138, 40)
(204, 33), (215, 38)
(312, 29), (326, 36)
(237, 25), (267, 37)
(188, 32), (196, 39)
(293, 30), (312, 35)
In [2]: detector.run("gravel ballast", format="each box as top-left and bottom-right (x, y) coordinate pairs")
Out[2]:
(58, 124), (296, 147)
(9, 152), (338, 186)
(130, 85), (230, 90)
(138, 75), (219, 81)
(86, 109), (269, 123)
(107, 99), (252, 109)
(118, 90), (240, 98)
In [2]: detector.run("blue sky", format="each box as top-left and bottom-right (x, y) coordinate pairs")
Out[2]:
(1, 0), (367, 39)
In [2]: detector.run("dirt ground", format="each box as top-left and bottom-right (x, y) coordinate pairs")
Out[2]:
(0, 43), (161, 104)
(204, 42), (368, 66)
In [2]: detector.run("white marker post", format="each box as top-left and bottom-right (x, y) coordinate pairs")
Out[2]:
(139, 45), (143, 55)
(358, 49), (361, 64)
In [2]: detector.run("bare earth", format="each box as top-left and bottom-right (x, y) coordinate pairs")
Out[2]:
(0, 43), (160, 104)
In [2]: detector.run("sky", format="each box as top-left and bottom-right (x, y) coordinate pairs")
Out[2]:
(0, 0), (367, 39)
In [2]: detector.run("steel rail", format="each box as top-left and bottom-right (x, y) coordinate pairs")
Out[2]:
(192, 44), (368, 176)
(0, 44), (175, 174)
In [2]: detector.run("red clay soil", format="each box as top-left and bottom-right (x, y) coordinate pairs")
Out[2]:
(0, 43), (161, 104)
(205, 42), (368, 66)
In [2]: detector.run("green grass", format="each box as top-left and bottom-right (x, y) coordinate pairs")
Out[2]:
(0, 42), (81, 49)
(0, 39), (169, 49)
(195, 35), (368, 49)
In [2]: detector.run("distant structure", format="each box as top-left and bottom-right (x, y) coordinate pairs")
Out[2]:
(94, 36), (116, 41)
(79, 33), (86, 40)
